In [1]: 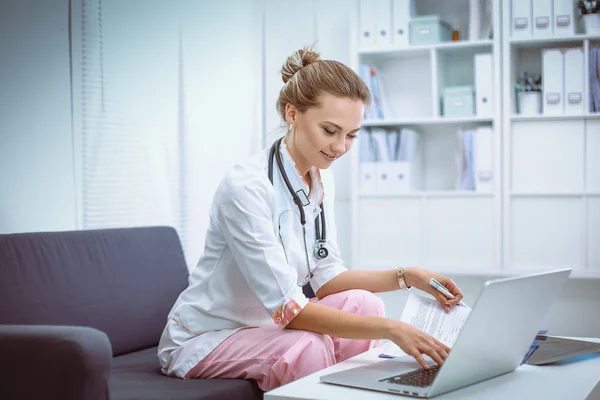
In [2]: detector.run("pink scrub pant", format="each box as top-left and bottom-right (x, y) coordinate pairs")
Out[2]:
(185, 289), (385, 391)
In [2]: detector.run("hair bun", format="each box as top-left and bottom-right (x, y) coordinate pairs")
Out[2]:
(281, 46), (321, 84)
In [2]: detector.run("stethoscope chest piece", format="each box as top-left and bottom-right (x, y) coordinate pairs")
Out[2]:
(313, 240), (329, 260)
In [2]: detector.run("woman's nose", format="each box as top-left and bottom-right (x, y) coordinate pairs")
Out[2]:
(331, 136), (346, 154)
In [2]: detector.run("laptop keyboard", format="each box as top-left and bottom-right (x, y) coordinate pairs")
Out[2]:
(379, 365), (441, 388)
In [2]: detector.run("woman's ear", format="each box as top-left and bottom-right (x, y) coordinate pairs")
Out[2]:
(285, 103), (297, 126)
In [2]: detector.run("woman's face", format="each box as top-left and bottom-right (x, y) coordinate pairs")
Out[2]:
(287, 92), (364, 172)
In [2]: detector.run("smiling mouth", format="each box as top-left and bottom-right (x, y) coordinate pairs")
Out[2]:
(321, 151), (337, 160)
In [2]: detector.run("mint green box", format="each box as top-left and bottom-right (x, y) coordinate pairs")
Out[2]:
(409, 15), (453, 45)
(442, 86), (475, 117)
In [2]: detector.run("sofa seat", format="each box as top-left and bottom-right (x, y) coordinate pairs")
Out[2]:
(110, 347), (263, 400)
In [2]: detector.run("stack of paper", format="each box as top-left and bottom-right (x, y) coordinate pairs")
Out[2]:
(379, 291), (472, 358)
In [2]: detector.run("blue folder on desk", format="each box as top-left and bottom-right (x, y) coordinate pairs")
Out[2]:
(522, 331), (600, 365)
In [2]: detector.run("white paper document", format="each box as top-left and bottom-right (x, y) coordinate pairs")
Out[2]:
(379, 291), (472, 358)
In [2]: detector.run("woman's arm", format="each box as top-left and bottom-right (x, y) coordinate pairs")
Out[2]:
(316, 269), (400, 298)
(286, 301), (449, 369)
(317, 267), (464, 313)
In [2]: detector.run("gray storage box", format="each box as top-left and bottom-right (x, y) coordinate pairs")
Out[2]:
(409, 15), (453, 45)
(442, 86), (475, 117)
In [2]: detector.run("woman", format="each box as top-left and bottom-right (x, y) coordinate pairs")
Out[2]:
(158, 46), (464, 392)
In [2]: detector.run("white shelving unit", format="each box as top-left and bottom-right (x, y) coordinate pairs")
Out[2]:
(501, 1), (600, 278)
(350, 0), (502, 276)
(350, 0), (600, 278)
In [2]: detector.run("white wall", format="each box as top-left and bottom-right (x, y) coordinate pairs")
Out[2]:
(0, 0), (76, 233)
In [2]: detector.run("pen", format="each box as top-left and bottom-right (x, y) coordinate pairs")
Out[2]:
(429, 278), (467, 307)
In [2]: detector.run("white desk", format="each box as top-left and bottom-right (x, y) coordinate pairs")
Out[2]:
(265, 338), (600, 400)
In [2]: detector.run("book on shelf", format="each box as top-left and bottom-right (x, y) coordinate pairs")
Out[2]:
(359, 64), (391, 120)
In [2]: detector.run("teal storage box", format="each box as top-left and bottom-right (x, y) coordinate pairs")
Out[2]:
(409, 15), (453, 45)
(442, 86), (475, 117)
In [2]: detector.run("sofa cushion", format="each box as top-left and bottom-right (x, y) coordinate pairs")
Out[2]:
(110, 347), (263, 400)
(0, 226), (189, 356)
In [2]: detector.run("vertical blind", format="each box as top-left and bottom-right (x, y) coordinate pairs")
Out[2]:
(71, 0), (188, 256)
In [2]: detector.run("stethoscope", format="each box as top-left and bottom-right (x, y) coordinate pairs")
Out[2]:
(268, 137), (328, 287)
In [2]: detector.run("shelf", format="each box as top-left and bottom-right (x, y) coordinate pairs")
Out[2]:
(511, 113), (600, 121)
(511, 192), (600, 197)
(359, 191), (494, 199)
(363, 116), (493, 127)
(510, 33), (600, 48)
(357, 40), (493, 56)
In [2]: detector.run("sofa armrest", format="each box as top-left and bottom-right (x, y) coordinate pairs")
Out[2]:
(0, 325), (112, 400)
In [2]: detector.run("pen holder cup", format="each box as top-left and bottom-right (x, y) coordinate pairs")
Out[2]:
(518, 92), (542, 115)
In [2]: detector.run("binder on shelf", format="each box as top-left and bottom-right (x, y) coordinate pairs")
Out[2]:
(474, 53), (494, 117)
(474, 126), (493, 193)
(564, 47), (584, 115)
(590, 47), (600, 113)
(359, 0), (377, 48)
(394, 128), (421, 192)
(552, 0), (575, 37)
(358, 131), (377, 195)
(374, 0), (393, 47)
(511, 0), (533, 39)
(371, 128), (396, 194)
(456, 129), (475, 191)
(542, 48), (564, 115)
(532, 0), (553, 38)
(468, 0), (483, 41)
(392, 0), (415, 47)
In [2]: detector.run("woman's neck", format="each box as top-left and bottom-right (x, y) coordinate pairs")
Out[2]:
(284, 134), (311, 183)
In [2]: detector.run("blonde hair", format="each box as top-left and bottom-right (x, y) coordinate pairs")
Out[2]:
(277, 46), (371, 122)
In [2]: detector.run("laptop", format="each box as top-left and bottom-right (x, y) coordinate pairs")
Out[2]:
(320, 268), (572, 398)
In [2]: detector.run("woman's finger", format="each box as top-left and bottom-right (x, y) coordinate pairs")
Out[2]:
(432, 292), (451, 312)
(423, 345), (445, 366)
(410, 350), (430, 370)
(444, 279), (463, 298)
(435, 339), (451, 354)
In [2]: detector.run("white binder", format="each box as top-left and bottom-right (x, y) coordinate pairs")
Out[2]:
(564, 47), (584, 115)
(359, 0), (377, 48)
(542, 48), (564, 115)
(377, 161), (396, 194)
(474, 53), (494, 117)
(511, 0), (532, 39)
(359, 163), (378, 195)
(532, 0), (553, 38)
(392, 0), (415, 47)
(374, 0), (393, 47)
(553, 0), (575, 37)
(474, 126), (493, 193)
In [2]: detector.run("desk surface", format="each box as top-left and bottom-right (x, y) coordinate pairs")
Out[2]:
(265, 337), (600, 400)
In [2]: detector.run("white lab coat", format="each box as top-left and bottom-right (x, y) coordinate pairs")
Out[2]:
(157, 139), (347, 378)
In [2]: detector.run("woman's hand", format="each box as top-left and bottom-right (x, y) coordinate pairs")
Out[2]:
(404, 267), (464, 312)
(387, 320), (450, 369)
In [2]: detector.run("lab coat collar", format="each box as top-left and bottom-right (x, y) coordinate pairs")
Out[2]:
(280, 139), (325, 208)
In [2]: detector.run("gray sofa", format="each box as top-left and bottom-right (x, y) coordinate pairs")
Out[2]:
(0, 226), (263, 400)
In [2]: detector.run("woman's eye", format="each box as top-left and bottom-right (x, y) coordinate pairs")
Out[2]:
(324, 128), (336, 135)
(348, 135), (358, 140)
